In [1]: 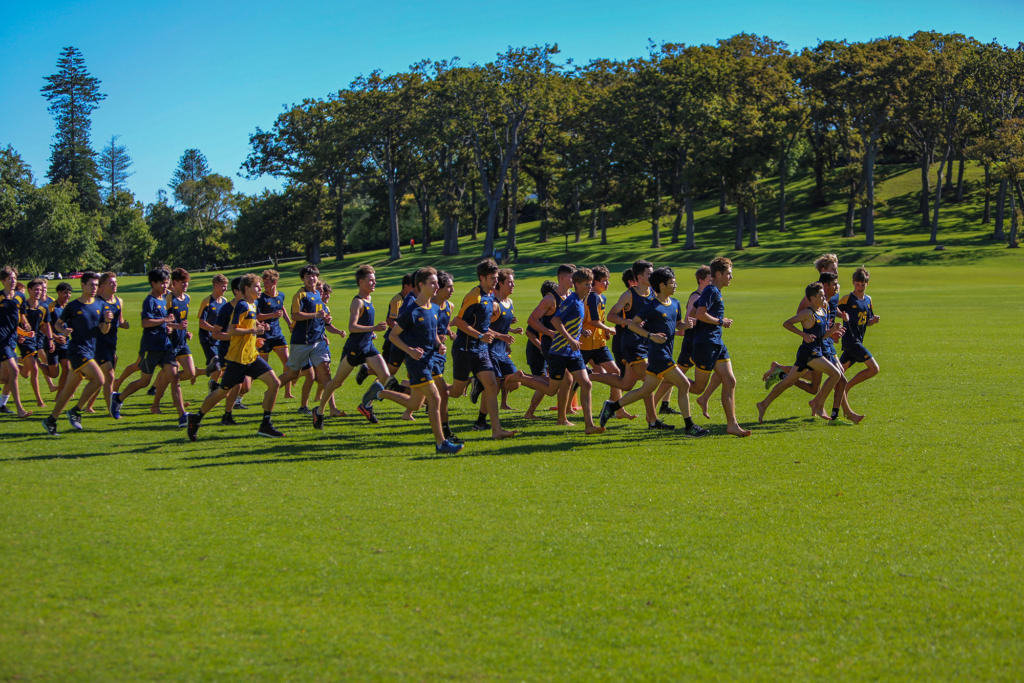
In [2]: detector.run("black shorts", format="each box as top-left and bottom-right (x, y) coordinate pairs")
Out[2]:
(452, 347), (493, 382)
(18, 341), (39, 359)
(677, 334), (695, 370)
(140, 349), (178, 375)
(0, 338), (16, 362)
(381, 336), (394, 360)
(546, 353), (585, 381)
(431, 351), (446, 379)
(388, 342), (407, 368)
(525, 342), (546, 376)
(489, 353), (516, 378)
(405, 352), (438, 387)
(692, 342), (729, 373)
(220, 357), (273, 390)
(260, 335), (287, 353)
(646, 356), (677, 378)
(201, 339), (218, 366)
(795, 346), (824, 373)
(582, 347), (613, 367)
(47, 346), (67, 366)
(95, 347), (118, 368)
(622, 344), (649, 368)
(342, 345), (380, 367)
(174, 343), (192, 359)
(840, 341), (873, 365)
(68, 350), (94, 374)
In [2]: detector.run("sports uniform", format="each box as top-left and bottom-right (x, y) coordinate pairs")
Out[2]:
(220, 300), (272, 389)
(95, 295), (124, 367)
(794, 308), (828, 372)
(838, 293), (875, 365)
(620, 286), (654, 368)
(635, 296), (683, 378)
(167, 293), (191, 361)
(342, 296), (380, 367)
(581, 291), (613, 367)
(546, 291), (586, 381)
(60, 297), (104, 374)
(676, 290), (700, 370)
(257, 290), (288, 352)
(488, 298), (517, 378)
(287, 288), (328, 372)
(691, 285), (730, 372)
(139, 293), (176, 375)
(198, 295), (227, 365)
(452, 285), (496, 382)
(395, 301), (441, 388)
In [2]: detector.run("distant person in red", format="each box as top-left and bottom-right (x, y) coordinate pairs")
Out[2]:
(410, 238), (415, 255)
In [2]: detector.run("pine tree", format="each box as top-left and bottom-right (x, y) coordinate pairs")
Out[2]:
(40, 46), (106, 212)
(98, 135), (133, 202)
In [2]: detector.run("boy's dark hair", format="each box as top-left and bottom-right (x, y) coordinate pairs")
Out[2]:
(818, 272), (838, 286)
(401, 272), (414, 288)
(571, 268), (594, 285)
(147, 267), (169, 285)
(853, 267), (870, 283)
(98, 271), (116, 286)
(497, 268), (514, 284)
(171, 267), (190, 283)
(631, 260), (654, 278)
(320, 282), (332, 295)
(695, 265), (711, 282)
(240, 273), (260, 295)
(355, 264), (375, 283)
(14, 282), (25, 292)
(262, 269), (279, 281)
(621, 268), (635, 287)
(540, 280), (557, 298)
(413, 267), (437, 288)
(230, 276), (243, 294)
(436, 270), (452, 289)
(592, 265), (610, 282)
(56, 282), (73, 294)
(709, 257), (732, 277)
(212, 274), (228, 286)
(650, 267), (675, 293)
(477, 259), (499, 279)
(0, 266), (17, 280)
(28, 278), (45, 289)
(81, 270), (100, 286)
(299, 265), (320, 280)
(556, 263), (576, 278)
(805, 282), (825, 300)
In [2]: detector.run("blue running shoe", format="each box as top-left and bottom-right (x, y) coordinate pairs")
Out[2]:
(436, 439), (465, 455)
(109, 392), (123, 419)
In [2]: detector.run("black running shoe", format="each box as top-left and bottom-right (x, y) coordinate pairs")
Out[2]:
(647, 419), (675, 430)
(234, 399), (249, 410)
(220, 413), (238, 426)
(361, 380), (383, 409)
(471, 422), (489, 431)
(355, 363), (369, 385)
(684, 424), (711, 438)
(357, 403), (379, 425)
(42, 415), (59, 436)
(659, 403), (682, 416)
(312, 408), (324, 430)
(384, 375), (401, 392)
(830, 408), (840, 420)
(469, 377), (484, 404)
(147, 385), (157, 396)
(257, 420), (284, 438)
(598, 400), (616, 428)
(187, 413), (201, 442)
(207, 379), (219, 395)
(0, 405), (12, 415)
(447, 433), (465, 445)
(67, 408), (83, 431)
(297, 406), (312, 416)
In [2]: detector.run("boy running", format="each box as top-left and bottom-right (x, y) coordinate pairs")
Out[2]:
(277, 266), (331, 417)
(197, 274), (229, 391)
(581, 265), (635, 420)
(18, 279), (50, 408)
(0, 267), (33, 417)
(41, 282), (73, 398)
(838, 267), (881, 400)
(257, 269), (296, 398)
(188, 273), (284, 440)
(83, 272), (128, 412)
(150, 268), (196, 414)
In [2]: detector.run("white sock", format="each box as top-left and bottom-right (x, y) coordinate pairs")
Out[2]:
(0, 394), (9, 407)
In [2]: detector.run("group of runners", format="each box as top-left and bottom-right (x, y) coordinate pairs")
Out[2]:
(0, 253), (880, 454)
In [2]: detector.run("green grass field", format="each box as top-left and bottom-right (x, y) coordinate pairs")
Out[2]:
(2, 166), (1024, 681)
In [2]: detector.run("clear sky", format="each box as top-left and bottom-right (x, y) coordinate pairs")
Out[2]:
(2, 0), (1020, 205)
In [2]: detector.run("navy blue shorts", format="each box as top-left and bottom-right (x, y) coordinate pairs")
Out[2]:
(490, 353), (516, 378)
(452, 347), (493, 382)
(582, 347), (614, 367)
(431, 351), (446, 378)
(381, 336), (394, 360)
(47, 346), (67, 366)
(342, 345), (380, 367)
(546, 353), (585, 381)
(18, 340), (39, 359)
(2, 337), (20, 361)
(221, 357), (273, 390)
(405, 352), (438, 387)
(646, 356), (677, 378)
(795, 346), (824, 373)
(525, 342), (546, 376)
(201, 339), (218, 365)
(95, 347), (118, 367)
(174, 343), (192, 359)
(68, 349), (95, 374)
(621, 344), (649, 371)
(259, 335), (287, 353)
(677, 334), (696, 370)
(388, 342), (407, 369)
(692, 342), (729, 373)
(140, 349), (178, 375)
(840, 341), (872, 365)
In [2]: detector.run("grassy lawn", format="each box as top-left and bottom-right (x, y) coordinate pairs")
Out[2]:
(1, 164), (1023, 680)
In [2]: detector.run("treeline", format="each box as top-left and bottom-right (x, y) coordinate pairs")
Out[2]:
(4, 35), (1024, 275)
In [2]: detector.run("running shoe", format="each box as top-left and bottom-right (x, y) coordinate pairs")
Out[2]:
(469, 377), (484, 404)
(257, 420), (284, 438)
(598, 400), (616, 428)
(471, 422), (489, 431)
(42, 415), (59, 436)
(177, 413), (190, 428)
(0, 405), (12, 415)
(187, 413), (201, 442)
(384, 375), (401, 392)
(147, 385), (157, 396)
(764, 367), (786, 390)
(66, 408), (83, 431)
(234, 399), (249, 410)
(436, 439), (465, 455)
(207, 379), (219, 395)
(312, 408), (324, 430)
(109, 392), (123, 419)
(357, 403), (379, 425)
(447, 433), (465, 445)
(297, 406), (313, 416)
(684, 424), (711, 438)
(361, 380), (383, 408)
(220, 413), (238, 426)
(659, 403), (682, 416)
(647, 419), (675, 430)
(355, 364), (369, 385)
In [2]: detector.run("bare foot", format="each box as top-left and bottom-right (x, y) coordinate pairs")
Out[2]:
(556, 419), (575, 427)
(492, 428), (518, 440)
(844, 411), (864, 424)
(183, 401), (190, 408)
(17, 409), (33, 418)
(47, 384), (58, 392)
(400, 412), (416, 421)
(756, 401), (767, 424)
(83, 407), (96, 414)
(585, 425), (606, 435)
(500, 403), (513, 410)
(569, 405), (580, 414)
(503, 372), (522, 391)
(696, 395), (711, 419)
(761, 361), (780, 382)
(36, 400), (46, 408)
(190, 377), (196, 385)
(727, 424), (751, 437)
(150, 406), (163, 415)
(522, 413), (543, 420)
(548, 406), (558, 411)
(331, 410), (347, 418)
(809, 400), (831, 420)
(615, 409), (637, 420)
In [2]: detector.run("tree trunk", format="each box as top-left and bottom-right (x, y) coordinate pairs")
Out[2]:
(505, 162), (519, 255)
(1008, 184), (1019, 248)
(442, 216), (451, 255)
(812, 128), (827, 207)
(955, 155), (966, 202)
(747, 203), (759, 248)
(778, 154), (788, 232)
(864, 135), (878, 246)
(844, 181), (857, 238)
(919, 152), (931, 227)
(309, 239), (321, 265)
(671, 202), (684, 245)
(651, 174), (662, 248)
(501, 184), (508, 237)
(451, 216), (460, 255)
(588, 196), (598, 240)
(982, 164), (992, 225)
(470, 180), (479, 241)
(930, 145), (951, 244)
(734, 206), (745, 251)
(536, 179), (550, 243)
(421, 195), (430, 254)
(599, 206), (607, 246)
(718, 177), (728, 214)
(387, 180), (401, 260)
(331, 183), (345, 261)
(482, 193), (500, 257)
(994, 178), (1007, 240)
(943, 151), (955, 195)
(683, 179), (696, 250)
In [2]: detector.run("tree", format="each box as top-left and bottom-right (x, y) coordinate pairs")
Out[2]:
(0, 146), (37, 269)
(28, 181), (101, 274)
(233, 189), (303, 266)
(98, 190), (155, 271)
(40, 46), (105, 213)
(169, 150), (236, 268)
(98, 135), (134, 202)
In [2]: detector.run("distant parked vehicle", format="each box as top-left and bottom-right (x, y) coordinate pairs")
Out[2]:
(42, 272), (55, 280)
(69, 271), (83, 279)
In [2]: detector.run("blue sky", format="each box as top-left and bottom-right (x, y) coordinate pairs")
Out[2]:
(2, 0), (1020, 205)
